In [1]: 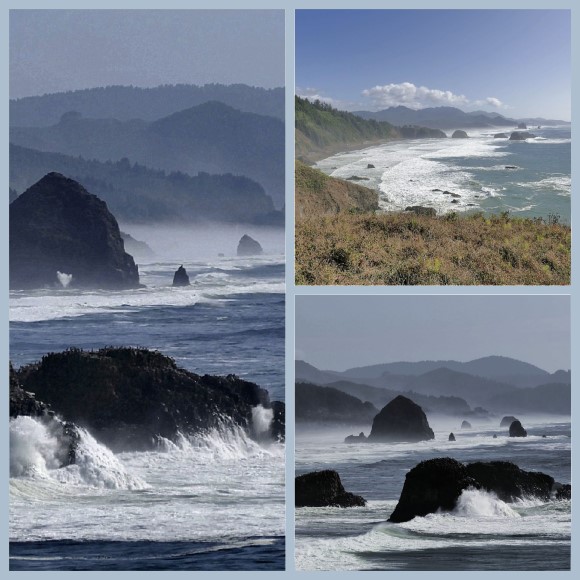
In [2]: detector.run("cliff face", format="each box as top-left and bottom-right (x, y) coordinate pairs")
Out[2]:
(10, 172), (140, 290)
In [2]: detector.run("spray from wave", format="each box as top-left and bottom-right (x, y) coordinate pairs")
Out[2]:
(56, 272), (73, 288)
(450, 488), (520, 518)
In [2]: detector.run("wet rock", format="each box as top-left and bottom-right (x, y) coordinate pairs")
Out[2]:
(448, 432), (456, 441)
(509, 420), (527, 438)
(389, 457), (555, 523)
(295, 470), (367, 508)
(172, 265), (190, 287)
(367, 164), (375, 169)
(555, 484), (571, 500)
(368, 395), (435, 443)
(10, 173), (140, 290)
(237, 234), (263, 256)
(509, 131), (536, 141)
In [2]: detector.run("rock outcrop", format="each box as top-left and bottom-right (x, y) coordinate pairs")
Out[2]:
(500, 415), (519, 428)
(367, 164), (375, 169)
(295, 470), (367, 508)
(389, 457), (556, 523)
(448, 432), (456, 441)
(172, 265), (190, 287)
(10, 173), (140, 290)
(15, 347), (282, 451)
(368, 395), (435, 443)
(10, 364), (48, 418)
(509, 420), (527, 437)
(121, 232), (155, 261)
(461, 420), (472, 429)
(237, 234), (263, 256)
(451, 130), (469, 139)
(345, 432), (368, 443)
(555, 484), (571, 500)
(509, 131), (536, 141)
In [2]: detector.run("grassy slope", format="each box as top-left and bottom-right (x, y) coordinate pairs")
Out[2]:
(295, 160), (379, 217)
(296, 211), (570, 286)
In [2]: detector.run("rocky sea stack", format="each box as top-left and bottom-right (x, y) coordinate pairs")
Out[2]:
(237, 234), (263, 256)
(389, 457), (558, 523)
(368, 395), (435, 443)
(448, 432), (456, 441)
(500, 415), (519, 428)
(172, 265), (190, 287)
(509, 131), (536, 141)
(461, 420), (472, 429)
(295, 470), (367, 508)
(14, 347), (284, 451)
(10, 173), (140, 290)
(451, 130), (469, 138)
(509, 420), (527, 437)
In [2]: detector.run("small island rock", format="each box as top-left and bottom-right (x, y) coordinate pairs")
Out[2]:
(237, 234), (263, 256)
(295, 470), (367, 508)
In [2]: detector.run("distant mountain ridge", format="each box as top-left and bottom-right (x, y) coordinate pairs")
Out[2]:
(10, 101), (285, 207)
(10, 83), (285, 126)
(295, 96), (446, 163)
(352, 105), (570, 130)
(295, 358), (570, 415)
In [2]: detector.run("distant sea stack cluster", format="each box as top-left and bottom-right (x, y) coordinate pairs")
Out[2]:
(10, 347), (285, 452)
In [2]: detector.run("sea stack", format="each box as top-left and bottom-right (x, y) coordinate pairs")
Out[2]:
(368, 395), (435, 443)
(461, 420), (472, 430)
(448, 432), (456, 441)
(500, 415), (519, 428)
(237, 234), (263, 256)
(295, 470), (366, 508)
(509, 420), (528, 438)
(9, 173), (140, 290)
(451, 130), (469, 138)
(172, 265), (190, 287)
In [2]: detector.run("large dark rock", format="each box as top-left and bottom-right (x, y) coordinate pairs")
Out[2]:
(405, 206), (436, 217)
(500, 415), (519, 428)
(15, 347), (279, 451)
(172, 265), (190, 287)
(10, 173), (140, 290)
(270, 400), (285, 442)
(10, 364), (48, 418)
(295, 470), (367, 508)
(368, 395), (435, 443)
(509, 131), (536, 141)
(461, 420), (472, 429)
(509, 420), (527, 437)
(451, 130), (469, 138)
(555, 484), (571, 501)
(389, 457), (555, 523)
(448, 432), (456, 441)
(237, 234), (263, 256)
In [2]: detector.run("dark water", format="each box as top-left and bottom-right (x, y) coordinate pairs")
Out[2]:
(10, 538), (285, 571)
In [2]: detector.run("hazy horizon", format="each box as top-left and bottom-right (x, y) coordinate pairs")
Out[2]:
(296, 295), (570, 374)
(296, 9), (571, 121)
(10, 10), (285, 99)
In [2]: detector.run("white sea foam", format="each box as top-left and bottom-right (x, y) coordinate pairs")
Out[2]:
(451, 488), (519, 518)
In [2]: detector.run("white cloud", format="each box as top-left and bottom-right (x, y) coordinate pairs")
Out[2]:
(361, 82), (505, 111)
(295, 87), (360, 110)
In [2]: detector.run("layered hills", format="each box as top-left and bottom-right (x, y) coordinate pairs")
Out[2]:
(10, 101), (284, 207)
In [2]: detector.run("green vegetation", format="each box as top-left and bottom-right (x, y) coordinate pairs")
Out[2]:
(296, 211), (571, 286)
(295, 160), (378, 217)
(295, 96), (445, 162)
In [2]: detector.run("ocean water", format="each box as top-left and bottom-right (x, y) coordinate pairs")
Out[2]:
(9, 229), (285, 571)
(295, 417), (571, 571)
(315, 126), (571, 220)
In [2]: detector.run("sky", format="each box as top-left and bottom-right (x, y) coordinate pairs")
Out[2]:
(296, 10), (571, 120)
(295, 295), (570, 373)
(10, 10), (285, 99)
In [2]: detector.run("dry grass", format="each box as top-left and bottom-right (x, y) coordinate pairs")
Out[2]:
(295, 211), (571, 285)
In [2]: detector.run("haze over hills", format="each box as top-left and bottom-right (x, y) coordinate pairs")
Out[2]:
(10, 100), (285, 208)
(295, 358), (570, 416)
(9, 83), (285, 126)
(10, 144), (279, 225)
(352, 105), (570, 130)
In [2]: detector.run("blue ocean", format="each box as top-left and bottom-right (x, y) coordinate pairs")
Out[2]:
(315, 126), (571, 221)
(9, 226), (285, 571)
(295, 419), (571, 571)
